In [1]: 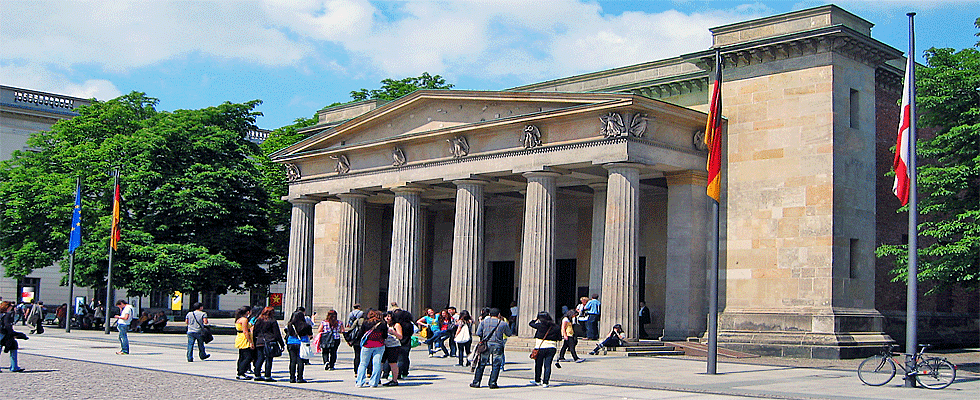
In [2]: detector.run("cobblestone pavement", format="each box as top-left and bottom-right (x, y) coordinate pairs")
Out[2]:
(0, 353), (361, 400)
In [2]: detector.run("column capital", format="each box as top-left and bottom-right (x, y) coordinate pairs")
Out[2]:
(391, 184), (427, 195)
(288, 197), (320, 206)
(664, 170), (708, 187)
(522, 171), (562, 180)
(337, 191), (369, 200)
(602, 162), (644, 172)
(452, 178), (490, 187)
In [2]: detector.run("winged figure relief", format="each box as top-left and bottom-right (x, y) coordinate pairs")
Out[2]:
(448, 136), (469, 158)
(392, 147), (406, 167)
(330, 154), (350, 174)
(522, 125), (542, 148)
(628, 113), (648, 137)
(284, 163), (301, 182)
(600, 112), (626, 137)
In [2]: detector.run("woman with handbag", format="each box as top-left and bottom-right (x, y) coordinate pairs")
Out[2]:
(251, 306), (284, 382)
(528, 311), (561, 388)
(558, 309), (583, 363)
(355, 310), (387, 388)
(415, 308), (441, 356)
(233, 306), (254, 380)
(380, 311), (404, 386)
(453, 310), (473, 367)
(315, 309), (344, 370)
(285, 310), (313, 383)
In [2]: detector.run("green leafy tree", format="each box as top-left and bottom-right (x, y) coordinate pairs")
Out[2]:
(349, 72), (454, 102)
(877, 28), (980, 293)
(0, 92), (279, 296)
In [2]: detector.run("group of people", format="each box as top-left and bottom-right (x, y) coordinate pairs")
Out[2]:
(97, 295), (637, 390)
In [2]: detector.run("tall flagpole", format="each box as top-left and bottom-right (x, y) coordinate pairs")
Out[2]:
(104, 169), (119, 334)
(904, 12), (919, 388)
(706, 48), (723, 375)
(66, 177), (81, 333)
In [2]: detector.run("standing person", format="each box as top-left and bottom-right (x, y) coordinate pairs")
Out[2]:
(92, 301), (105, 327)
(638, 301), (651, 339)
(114, 299), (134, 355)
(453, 310), (473, 366)
(316, 309), (344, 370)
(248, 306), (262, 375)
(347, 311), (366, 378)
(508, 301), (519, 335)
(558, 309), (583, 363)
(185, 302), (211, 362)
(233, 306), (254, 380)
(380, 311), (404, 386)
(346, 303), (363, 327)
(447, 307), (458, 358)
(469, 308), (512, 389)
(355, 310), (387, 388)
(0, 301), (27, 372)
(394, 309), (415, 379)
(56, 303), (67, 328)
(528, 311), (561, 388)
(285, 310), (312, 383)
(584, 294), (601, 340)
(251, 306), (285, 382)
(25, 300), (43, 334)
(574, 297), (589, 337)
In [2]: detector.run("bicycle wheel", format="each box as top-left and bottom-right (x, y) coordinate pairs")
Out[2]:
(916, 358), (956, 389)
(858, 355), (896, 386)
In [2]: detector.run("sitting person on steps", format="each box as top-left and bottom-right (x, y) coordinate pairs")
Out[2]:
(589, 324), (626, 355)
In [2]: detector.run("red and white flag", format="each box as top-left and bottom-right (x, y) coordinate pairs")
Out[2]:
(892, 55), (913, 206)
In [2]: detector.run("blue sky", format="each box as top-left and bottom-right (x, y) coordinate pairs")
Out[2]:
(2, 0), (977, 131)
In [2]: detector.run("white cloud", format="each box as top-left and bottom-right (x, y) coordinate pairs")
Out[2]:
(0, 62), (122, 100)
(1, 0), (771, 84)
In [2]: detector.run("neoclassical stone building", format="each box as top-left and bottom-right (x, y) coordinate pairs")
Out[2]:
(272, 5), (958, 358)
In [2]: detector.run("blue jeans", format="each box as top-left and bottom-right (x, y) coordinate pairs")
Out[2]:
(586, 314), (599, 339)
(356, 346), (385, 387)
(426, 329), (449, 355)
(118, 324), (130, 353)
(187, 332), (207, 361)
(8, 349), (19, 371)
(471, 344), (504, 387)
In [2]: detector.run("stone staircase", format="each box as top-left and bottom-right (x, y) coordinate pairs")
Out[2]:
(505, 337), (685, 357)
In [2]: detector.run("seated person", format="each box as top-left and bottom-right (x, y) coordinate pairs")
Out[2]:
(149, 311), (168, 331)
(589, 324), (626, 355)
(136, 311), (152, 332)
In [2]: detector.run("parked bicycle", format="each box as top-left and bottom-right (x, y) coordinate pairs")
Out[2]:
(857, 344), (956, 389)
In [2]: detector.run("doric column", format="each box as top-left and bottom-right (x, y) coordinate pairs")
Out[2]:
(449, 179), (488, 315)
(388, 186), (424, 317)
(518, 171), (560, 336)
(588, 183), (607, 297)
(600, 163), (641, 339)
(284, 198), (318, 314)
(663, 170), (709, 340)
(336, 193), (367, 316)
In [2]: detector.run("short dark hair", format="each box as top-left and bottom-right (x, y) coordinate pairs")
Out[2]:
(192, 302), (204, 310)
(591, 294), (599, 299)
(488, 308), (501, 317)
(115, 299), (128, 306)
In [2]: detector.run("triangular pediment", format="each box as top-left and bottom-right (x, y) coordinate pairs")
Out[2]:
(271, 90), (639, 160)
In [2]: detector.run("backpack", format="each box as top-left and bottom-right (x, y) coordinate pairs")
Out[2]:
(345, 317), (365, 346)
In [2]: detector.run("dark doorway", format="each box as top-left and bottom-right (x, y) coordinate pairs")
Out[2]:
(556, 259), (577, 316)
(489, 261), (515, 317)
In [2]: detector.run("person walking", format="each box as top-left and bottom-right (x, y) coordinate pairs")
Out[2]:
(346, 303), (363, 327)
(469, 308), (512, 389)
(454, 310), (473, 367)
(252, 306), (284, 382)
(233, 306), (254, 380)
(528, 311), (561, 388)
(558, 309), (583, 363)
(638, 301), (651, 339)
(25, 300), (43, 334)
(355, 310), (387, 388)
(347, 311), (366, 378)
(315, 309), (344, 370)
(0, 301), (27, 372)
(114, 300), (134, 355)
(185, 302), (211, 362)
(285, 310), (312, 383)
(584, 294), (601, 340)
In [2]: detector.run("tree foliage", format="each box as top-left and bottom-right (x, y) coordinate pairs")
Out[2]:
(0, 92), (279, 296)
(349, 72), (454, 102)
(876, 37), (980, 293)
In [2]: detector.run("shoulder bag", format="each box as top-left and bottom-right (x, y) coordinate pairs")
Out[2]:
(453, 322), (471, 343)
(529, 324), (553, 359)
(191, 312), (213, 344)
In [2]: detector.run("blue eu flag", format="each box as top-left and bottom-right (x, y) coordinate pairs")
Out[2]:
(69, 180), (82, 253)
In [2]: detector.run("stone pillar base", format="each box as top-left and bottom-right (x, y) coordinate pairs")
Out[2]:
(708, 308), (894, 359)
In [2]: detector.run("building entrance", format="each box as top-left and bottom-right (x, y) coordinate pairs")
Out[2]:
(489, 261), (514, 317)
(556, 259), (577, 316)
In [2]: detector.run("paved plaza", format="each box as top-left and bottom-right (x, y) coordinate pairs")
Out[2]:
(3, 326), (977, 400)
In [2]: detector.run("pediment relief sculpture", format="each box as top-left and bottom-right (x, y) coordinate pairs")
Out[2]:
(448, 135), (469, 158)
(392, 147), (406, 167)
(600, 112), (648, 138)
(522, 125), (542, 149)
(284, 163), (301, 182)
(330, 154), (350, 174)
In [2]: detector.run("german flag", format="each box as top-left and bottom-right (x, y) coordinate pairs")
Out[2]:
(110, 182), (121, 250)
(705, 50), (723, 203)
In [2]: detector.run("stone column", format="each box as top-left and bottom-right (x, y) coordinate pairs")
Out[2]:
(600, 163), (641, 339)
(588, 183), (607, 297)
(388, 186), (424, 317)
(518, 171), (560, 336)
(663, 170), (709, 340)
(283, 198), (317, 314)
(336, 193), (367, 317)
(449, 180), (488, 315)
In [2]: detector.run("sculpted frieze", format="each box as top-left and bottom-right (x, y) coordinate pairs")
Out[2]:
(600, 112), (648, 138)
(284, 163), (301, 182)
(331, 154), (350, 174)
(522, 125), (542, 149)
(392, 147), (406, 167)
(448, 135), (469, 158)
